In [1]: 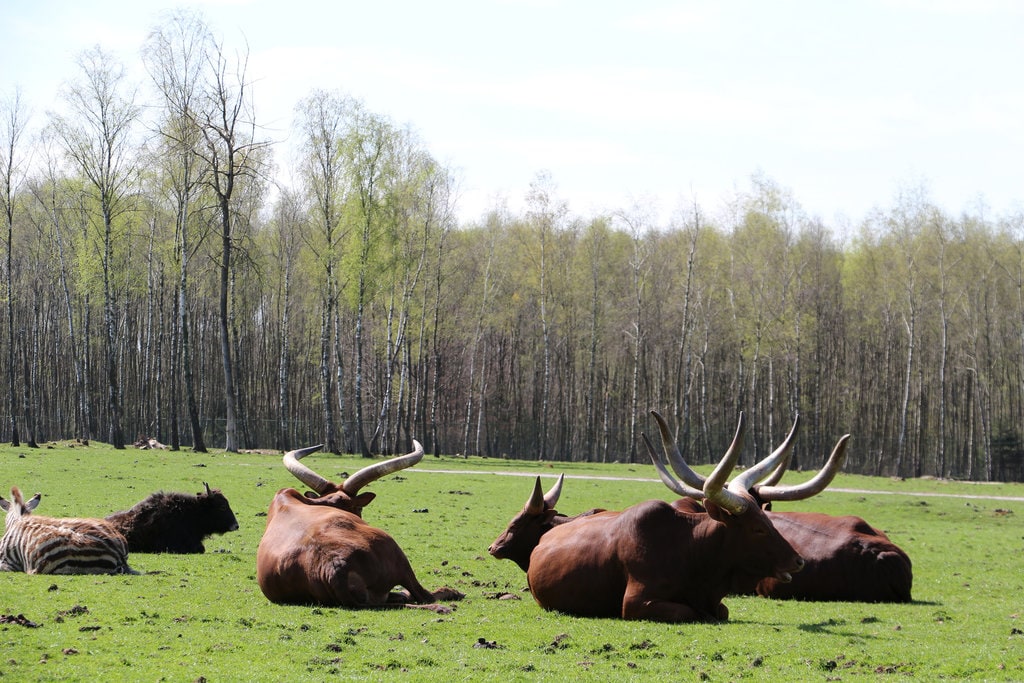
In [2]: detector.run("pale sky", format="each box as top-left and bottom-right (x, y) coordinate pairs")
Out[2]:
(2, 0), (1023, 226)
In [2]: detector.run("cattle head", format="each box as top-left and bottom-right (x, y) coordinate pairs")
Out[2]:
(281, 442), (425, 516)
(198, 483), (240, 534)
(488, 475), (566, 571)
(644, 410), (850, 588)
(670, 413), (805, 585)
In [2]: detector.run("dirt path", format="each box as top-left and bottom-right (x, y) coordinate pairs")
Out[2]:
(412, 468), (1024, 503)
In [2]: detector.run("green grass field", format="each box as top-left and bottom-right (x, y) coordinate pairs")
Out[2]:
(0, 442), (1022, 681)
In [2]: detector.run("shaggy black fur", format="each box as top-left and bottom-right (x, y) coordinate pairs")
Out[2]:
(106, 484), (239, 553)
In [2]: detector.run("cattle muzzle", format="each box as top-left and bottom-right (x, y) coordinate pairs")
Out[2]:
(776, 555), (805, 583)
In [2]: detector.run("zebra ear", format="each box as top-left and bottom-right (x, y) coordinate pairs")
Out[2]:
(25, 494), (41, 512)
(0, 497), (9, 512)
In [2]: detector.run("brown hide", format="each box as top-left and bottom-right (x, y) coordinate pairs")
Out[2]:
(526, 493), (803, 622)
(255, 443), (462, 610)
(674, 498), (913, 602)
(256, 488), (445, 606)
(748, 511), (913, 602)
(647, 409), (912, 603)
(487, 476), (605, 572)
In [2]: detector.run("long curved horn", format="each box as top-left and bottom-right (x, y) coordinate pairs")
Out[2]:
(753, 415), (800, 487)
(650, 410), (707, 489)
(702, 413), (750, 514)
(731, 414), (800, 491)
(283, 445), (330, 494)
(755, 434), (850, 502)
(642, 431), (704, 498)
(342, 440), (425, 495)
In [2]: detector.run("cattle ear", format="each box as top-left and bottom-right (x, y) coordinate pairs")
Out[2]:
(703, 499), (732, 522)
(353, 492), (376, 508)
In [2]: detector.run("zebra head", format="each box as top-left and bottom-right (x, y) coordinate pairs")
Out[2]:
(0, 487), (42, 524)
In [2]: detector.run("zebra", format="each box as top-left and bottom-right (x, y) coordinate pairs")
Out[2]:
(0, 487), (138, 575)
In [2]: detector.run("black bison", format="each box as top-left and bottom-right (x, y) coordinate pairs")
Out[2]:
(106, 484), (239, 553)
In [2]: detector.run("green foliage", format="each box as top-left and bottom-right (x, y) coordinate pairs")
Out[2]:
(0, 443), (1022, 680)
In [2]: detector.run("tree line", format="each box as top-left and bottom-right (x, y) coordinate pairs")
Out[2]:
(2, 12), (1023, 481)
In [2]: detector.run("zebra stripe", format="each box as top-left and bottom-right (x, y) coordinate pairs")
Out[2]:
(1, 517), (137, 575)
(1, 488), (137, 575)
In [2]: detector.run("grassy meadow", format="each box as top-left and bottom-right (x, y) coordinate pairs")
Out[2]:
(0, 441), (1022, 681)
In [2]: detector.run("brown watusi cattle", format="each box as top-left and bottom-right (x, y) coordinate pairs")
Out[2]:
(744, 510), (913, 602)
(487, 474), (605, 572)
(666, 497), (912, 601)
(256, 441), (463, 611)
(647, 410), (912, 603)
(493, 414), (805, 622)
(106, 484), (239, 553)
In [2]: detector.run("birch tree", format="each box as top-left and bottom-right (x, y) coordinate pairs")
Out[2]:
(340, 104), (394, 457)
(0, 90), (28, 445)
(193, 34), (269, 452)
(614, 203), (653, 463)
(524, 171), (565, 460)
(379, 141), (454, 452)
(295, 89), (352, 453)
(143, 9), (211, 451)
(51, 46), (140, 449)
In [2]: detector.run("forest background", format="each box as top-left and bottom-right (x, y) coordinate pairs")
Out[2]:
(2, 12), (1023, 482)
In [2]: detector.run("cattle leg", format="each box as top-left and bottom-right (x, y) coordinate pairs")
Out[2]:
(383, 586), (463, 614)
(398, 577), (464, 606)
(622, 581), (724, 623)
(398, 579), (439, 604)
